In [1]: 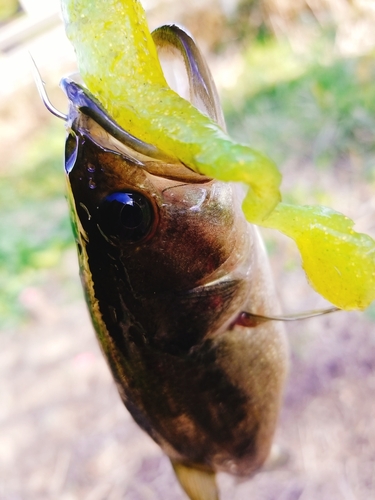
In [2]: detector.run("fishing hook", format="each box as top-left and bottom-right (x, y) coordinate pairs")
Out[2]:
(29, 53), (68, 121)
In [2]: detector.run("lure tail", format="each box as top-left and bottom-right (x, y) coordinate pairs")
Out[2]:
(172, 461), (219, 500)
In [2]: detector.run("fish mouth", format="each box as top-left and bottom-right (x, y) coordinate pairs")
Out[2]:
(61, 77), (212, 185)
(61, 76), (171, 161)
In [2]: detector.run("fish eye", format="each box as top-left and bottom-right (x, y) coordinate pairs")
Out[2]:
(98, 191), (154, 243)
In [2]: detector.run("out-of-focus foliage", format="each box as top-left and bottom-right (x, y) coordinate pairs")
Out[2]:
(0, 123), (73, 327)
(0, 0), (20, 22)
(224, 41), (375, 180)
(2, 3), (375, 498)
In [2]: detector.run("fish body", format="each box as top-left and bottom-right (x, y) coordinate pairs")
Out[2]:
(62, 75), (288, 480)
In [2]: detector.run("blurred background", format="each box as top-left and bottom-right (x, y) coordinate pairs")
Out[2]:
(1, 0), (375, 498)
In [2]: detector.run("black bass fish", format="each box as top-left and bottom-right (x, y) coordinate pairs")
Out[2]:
(38, 25), (289, 500)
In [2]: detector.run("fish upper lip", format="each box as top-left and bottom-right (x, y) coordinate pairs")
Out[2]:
(61, 77), (176, 163)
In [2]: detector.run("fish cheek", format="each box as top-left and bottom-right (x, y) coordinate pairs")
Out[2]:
(116, 184), (239, 294)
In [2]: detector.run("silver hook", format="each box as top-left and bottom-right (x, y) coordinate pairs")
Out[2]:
(29, 53), (68, 121)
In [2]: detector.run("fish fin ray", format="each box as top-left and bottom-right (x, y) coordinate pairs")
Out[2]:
(152, 24), (226, 130)
(171, 460), (219, 500)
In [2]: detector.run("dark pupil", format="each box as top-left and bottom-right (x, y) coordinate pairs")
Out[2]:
(120, 201), (143, 229)
(98, 191), (153, 243)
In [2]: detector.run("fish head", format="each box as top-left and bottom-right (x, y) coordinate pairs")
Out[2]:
(61, 77), (254, 353)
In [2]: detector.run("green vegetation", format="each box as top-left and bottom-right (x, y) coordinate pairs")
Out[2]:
(0, 122), (73, 327)
(0, 0), (20, 23)
(224, 39), (375, 187)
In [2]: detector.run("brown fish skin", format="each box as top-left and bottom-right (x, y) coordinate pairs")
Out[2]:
(64, 101), (288, 478)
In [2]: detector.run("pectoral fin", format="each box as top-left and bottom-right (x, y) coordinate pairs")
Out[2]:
(171, 461), (219, 500)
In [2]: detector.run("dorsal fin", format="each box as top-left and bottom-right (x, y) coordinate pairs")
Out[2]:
(152, 24), (226, 130)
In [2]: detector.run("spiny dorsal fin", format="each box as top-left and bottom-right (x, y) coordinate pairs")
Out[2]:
(152, 25), (226, 130)
(172, 461), (219, 500)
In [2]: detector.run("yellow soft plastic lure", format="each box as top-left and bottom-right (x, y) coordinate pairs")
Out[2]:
(61, 0), (375, 310)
